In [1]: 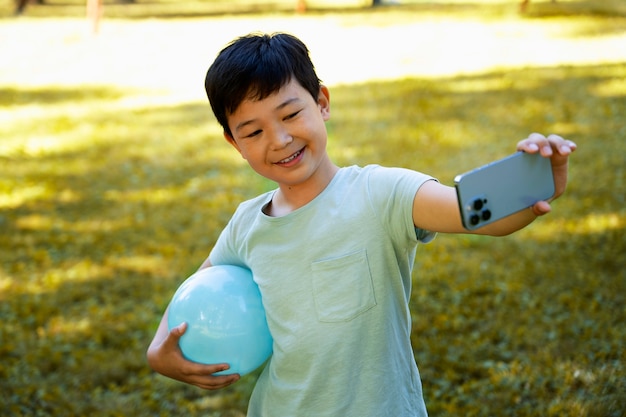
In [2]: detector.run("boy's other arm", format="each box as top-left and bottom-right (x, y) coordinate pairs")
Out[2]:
(413, 133), (576, 236)
(146, 261), (241, 390)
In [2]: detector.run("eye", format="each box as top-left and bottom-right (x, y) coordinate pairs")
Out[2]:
(244, 129), (262, 139)
(284, 110), (301, 121)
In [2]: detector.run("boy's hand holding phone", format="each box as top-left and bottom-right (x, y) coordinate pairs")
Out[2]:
(517, 133), (577, 216)
(455, 133), (576, 230)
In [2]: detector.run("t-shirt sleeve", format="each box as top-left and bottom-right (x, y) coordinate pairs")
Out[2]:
(208, 191), (274, 267)
(366, 165), (437, 244)
(208, 216), (241, 267)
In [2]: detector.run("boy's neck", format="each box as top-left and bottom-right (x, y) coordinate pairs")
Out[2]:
(266, 158), (340, 217)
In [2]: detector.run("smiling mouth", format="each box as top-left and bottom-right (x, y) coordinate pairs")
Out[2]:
(276, 148), (304, 165)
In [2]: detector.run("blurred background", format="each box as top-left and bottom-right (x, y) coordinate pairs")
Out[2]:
(1, 1), (624, 416)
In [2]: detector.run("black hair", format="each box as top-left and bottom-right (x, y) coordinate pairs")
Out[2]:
(205, 32), (322, 137)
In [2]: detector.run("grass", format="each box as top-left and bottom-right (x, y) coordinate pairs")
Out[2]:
(1, 1), (625, 416)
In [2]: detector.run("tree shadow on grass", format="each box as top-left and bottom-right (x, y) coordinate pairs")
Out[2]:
(521, 0), (626, 19)
(0, 62), (624, 416)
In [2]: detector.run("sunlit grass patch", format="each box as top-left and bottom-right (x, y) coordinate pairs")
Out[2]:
(591, 76), (626, 97)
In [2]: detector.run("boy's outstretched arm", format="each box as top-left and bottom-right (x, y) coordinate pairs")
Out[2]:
(147, 262), (241, 390)
(413, 133), (577, 236)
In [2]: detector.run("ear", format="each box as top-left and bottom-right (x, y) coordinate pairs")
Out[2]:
(224, 131), (244, 156)
(318, 85), (331, 121)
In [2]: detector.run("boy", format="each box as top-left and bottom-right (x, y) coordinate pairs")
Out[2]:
(147, 32), (576, 416)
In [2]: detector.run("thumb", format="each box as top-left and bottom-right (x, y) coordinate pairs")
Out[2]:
(167, 322), (187, 343)
(531, 200), (552, 216)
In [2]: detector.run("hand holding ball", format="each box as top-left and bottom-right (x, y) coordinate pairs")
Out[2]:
(167, 265), (273, 376)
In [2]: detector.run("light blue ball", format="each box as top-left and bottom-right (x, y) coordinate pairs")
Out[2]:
(167, 265), (272, 376)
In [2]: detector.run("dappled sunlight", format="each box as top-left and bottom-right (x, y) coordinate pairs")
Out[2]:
(105, 187), (183, 205)
(1, 3), (625, 416)
(44, 315), (94, 338)
(0, 94), (225, 160)
(591, 77), (626, 97)
(524, 212), (624, 240)
(0, 131), (94, 158)
(0, 90), (172, 127)
(444, 76), (543, 93)
(0, 184), (51, 209)
(0, 276), (12, 294)
(549, 121), (580, 136)
(108, 254), (171, 275)
(0, 260), (114, 298)
(578, 212), (623, 233)
(16, 213), (128, 234)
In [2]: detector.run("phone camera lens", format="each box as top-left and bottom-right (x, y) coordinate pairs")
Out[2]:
(473, 199), (483, 210)
(470, 214), (480, 226)
(482, 210), (491, 221)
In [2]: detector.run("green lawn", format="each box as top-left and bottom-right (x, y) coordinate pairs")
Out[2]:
(1, 1), (625, 416)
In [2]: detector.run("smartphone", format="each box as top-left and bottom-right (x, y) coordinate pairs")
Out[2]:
(454, 151), (555, 230)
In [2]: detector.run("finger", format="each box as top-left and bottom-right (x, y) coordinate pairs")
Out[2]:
(181, 360), (235, 380)
(173, 322), (187, 336)
(546, 134), (564, 142)
(547, 134), (577, 155)
(531, 200), (551, 216)
(537, 135), (554, 157)
(195, 374), (241, 390)
(517, 132), (548, 154)
(163, 322), (187, 350)
(183, 364), (241, 390)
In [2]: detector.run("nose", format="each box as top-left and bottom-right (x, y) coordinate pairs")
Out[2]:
(269, 126), (293, 150)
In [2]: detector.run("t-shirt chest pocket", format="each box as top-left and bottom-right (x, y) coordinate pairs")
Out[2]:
(311, 249), (377, 323)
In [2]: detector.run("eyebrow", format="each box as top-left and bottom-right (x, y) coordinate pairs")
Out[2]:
(234, 97), (301, 133)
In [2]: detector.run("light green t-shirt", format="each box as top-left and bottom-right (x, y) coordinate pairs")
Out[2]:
(209, 165), (436, 417)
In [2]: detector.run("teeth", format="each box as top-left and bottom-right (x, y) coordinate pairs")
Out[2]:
(279, 149), (301, 164)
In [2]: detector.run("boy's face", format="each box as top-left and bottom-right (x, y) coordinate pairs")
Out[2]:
(224, 79), (332, 189)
